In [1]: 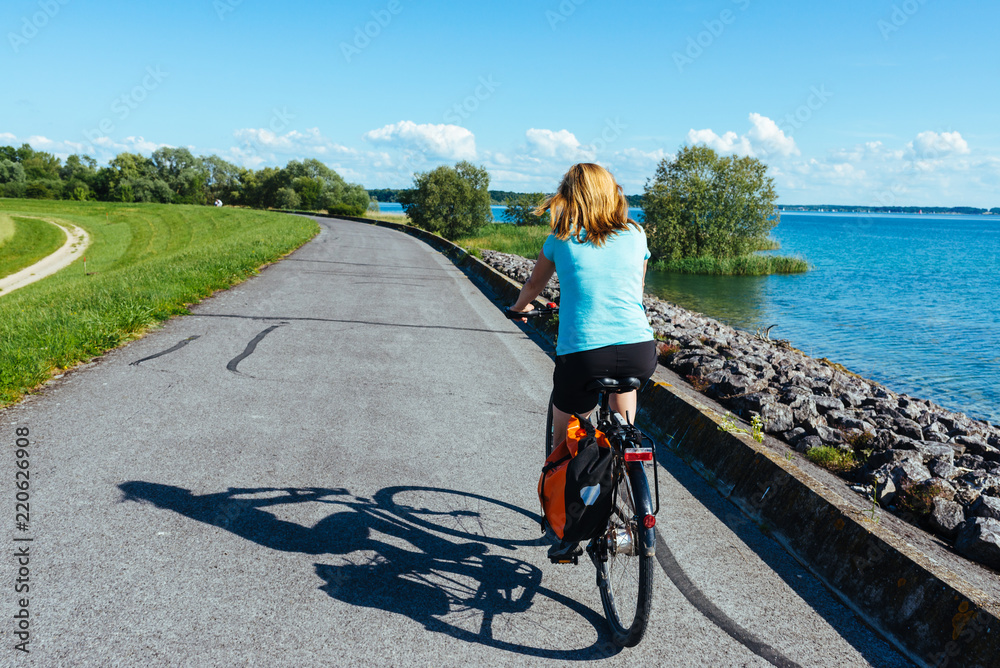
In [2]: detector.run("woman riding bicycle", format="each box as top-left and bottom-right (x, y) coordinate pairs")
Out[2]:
(509, 162), (656, 462)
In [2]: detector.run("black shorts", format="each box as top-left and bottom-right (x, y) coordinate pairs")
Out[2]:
(551, 340), (657, 414)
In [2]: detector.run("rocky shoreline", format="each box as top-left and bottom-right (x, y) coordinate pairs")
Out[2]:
(481, 249), (1000, 572)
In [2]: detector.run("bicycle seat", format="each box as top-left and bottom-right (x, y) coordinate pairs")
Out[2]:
(585, 377), (642, 393)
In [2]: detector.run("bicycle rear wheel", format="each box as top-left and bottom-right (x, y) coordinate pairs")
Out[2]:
(597, 463), (654, 647)
(544, 392), (555, 457)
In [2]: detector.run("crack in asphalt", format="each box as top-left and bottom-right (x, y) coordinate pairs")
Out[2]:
(129, 336), (201, 366)
(227, 324), (285, 374)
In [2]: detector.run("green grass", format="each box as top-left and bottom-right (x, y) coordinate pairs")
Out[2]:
(455, 223), (551, 259)
(0, 215), (67, 279)
(0, 199), (318, 406)
(651, 254), (808, 275)
(364, 211), (412, 224)
(0, 213), (15, 247)
(805, 446), (857, 473)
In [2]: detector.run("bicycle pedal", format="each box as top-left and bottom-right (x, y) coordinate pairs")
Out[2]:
(549, 555), (579, 565)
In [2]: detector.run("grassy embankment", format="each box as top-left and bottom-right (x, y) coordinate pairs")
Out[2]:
(0, 199), (318, 406)
(651, 254), (808, 275)
(0, 213), (67, 279)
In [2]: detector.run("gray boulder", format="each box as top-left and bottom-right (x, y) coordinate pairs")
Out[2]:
(928, 498), (966, 539)
(955, 517), (1000, 570)
(815, 424), (845, 445)
(928, 457), (959, 481)
(923, 421), (950, 443)
(794, 435), (824, 454)
(814, 395), (846, 413)
(782, 427), (806, 444)
(759, 402), (794, 434)
(970, 495), (1000, 521)
(839, 389), (867, 408)
(893, 417), (924, 441)
(870, 459), (931, 505)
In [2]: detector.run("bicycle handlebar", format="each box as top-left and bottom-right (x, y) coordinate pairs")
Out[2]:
(504, 302), (559, 320)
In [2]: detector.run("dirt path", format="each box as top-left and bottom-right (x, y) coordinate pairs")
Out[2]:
(0, 217), (90, 297)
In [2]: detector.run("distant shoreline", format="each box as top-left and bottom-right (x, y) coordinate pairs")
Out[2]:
(778, 205), (998, 215)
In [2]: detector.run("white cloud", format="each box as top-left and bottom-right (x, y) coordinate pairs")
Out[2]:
(687, 128), (752, 156)
(364, 121), (476, 161)
(746, 113), (799, 157)
(232, 127), (355, 156)
(904, 131), (970, 159)
(687, 113), (799, 158)
(525, 128), (594, 161)
(619, 147), (673, 165)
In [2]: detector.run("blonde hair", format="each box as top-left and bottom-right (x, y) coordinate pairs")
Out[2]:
(534, 163), (636, 247)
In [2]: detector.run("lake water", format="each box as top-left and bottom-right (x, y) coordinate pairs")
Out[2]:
(644, 212), (1000, 425)
(371, 202), (1000, 423)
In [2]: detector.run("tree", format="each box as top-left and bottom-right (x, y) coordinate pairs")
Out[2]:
(399, 161), (491, 239)
(642, 145), (779, 261)
(504, 192), (551, 226)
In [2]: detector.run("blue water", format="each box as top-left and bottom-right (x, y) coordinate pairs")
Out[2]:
(644, 212), (1000, 424)
(374, 201), (511, 220)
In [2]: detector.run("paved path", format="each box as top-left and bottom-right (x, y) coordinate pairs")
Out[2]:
(0, 217), (90, 296)
(1, 217), (912, 666)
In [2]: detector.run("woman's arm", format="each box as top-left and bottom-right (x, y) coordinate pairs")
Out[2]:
(511, 249), (556, 312)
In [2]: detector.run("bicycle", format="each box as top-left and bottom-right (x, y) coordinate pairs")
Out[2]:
(505, 305), (660, 647)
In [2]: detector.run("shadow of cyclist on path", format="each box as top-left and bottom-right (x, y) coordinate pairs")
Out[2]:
(119, 482), (619, 660)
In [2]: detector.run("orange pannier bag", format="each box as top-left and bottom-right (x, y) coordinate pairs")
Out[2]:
(538, 415), (615, 542)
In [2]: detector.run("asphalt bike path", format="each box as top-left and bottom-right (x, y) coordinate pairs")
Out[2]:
(1, 216), (913, 666)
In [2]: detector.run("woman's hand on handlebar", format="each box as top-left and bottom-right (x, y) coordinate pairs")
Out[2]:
(505, 305), (535, 322)
(504, 302), (557, 322)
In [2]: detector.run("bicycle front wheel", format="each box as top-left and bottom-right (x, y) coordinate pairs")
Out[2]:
(597, 463), (654, 647)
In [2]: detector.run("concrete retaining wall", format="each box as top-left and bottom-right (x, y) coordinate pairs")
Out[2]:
(323, 214), (998, 668)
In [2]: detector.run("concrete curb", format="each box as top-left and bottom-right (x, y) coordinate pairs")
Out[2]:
(324, 214), (998, 668)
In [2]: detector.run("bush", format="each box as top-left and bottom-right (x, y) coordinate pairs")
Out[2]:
(274, 187), (301, 210)
(643, 145), (779, 262)
(504, 192), (551, 226)
(399, 161), (491, 240)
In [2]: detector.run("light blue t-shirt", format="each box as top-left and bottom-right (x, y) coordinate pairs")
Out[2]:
(542, 224), (654, 356)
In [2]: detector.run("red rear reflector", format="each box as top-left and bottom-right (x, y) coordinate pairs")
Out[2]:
(623, 448), (653, 462)
(643, 515), (656, 529)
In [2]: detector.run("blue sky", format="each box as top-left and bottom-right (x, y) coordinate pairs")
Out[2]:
(2, 0), (998, 206)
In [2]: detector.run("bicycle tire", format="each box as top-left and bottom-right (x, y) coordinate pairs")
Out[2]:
(597, 462), (654, 647)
